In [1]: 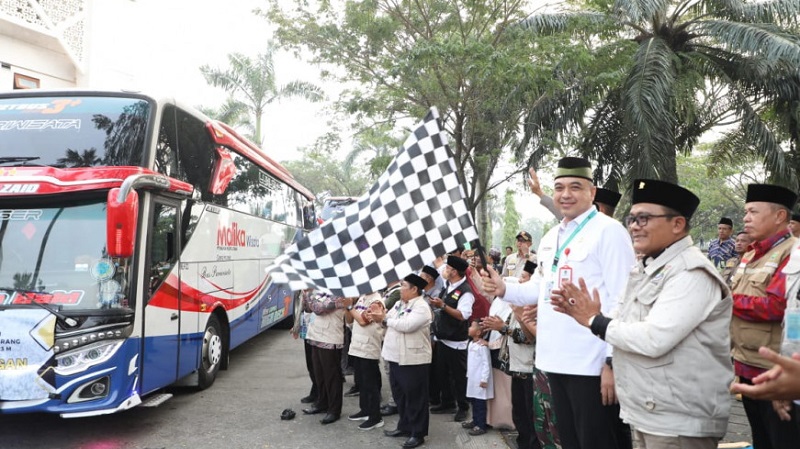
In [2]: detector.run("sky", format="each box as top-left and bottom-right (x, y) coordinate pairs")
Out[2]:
(89, 0), (327, 162)
(88, 0), (560, 227)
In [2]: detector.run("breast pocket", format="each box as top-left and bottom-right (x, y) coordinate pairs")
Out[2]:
(352, 332), (372, 348)
(635, 277), (665, 306)
(744, 271), (772, 297)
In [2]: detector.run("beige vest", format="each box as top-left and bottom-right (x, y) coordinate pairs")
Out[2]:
(349, 293), (385, 360)
(306, 308), (345, 345)
(730, 235), (794, 369)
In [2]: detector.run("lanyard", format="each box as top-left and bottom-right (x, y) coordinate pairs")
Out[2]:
(551, 209), (597, 273)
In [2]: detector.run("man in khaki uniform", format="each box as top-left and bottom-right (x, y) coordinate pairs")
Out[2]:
(501, 231), (535, 278)
(730, 184), (800, 447)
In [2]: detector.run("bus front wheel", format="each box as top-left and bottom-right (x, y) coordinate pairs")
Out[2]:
(198, 314), (223, 389)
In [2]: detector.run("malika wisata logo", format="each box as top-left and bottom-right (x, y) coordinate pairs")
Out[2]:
(217, 222), (260, 248)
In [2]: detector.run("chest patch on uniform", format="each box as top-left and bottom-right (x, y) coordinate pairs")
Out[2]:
(452, 290), (461, 300)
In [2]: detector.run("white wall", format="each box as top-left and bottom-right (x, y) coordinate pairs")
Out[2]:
(0, 18), (78, 90)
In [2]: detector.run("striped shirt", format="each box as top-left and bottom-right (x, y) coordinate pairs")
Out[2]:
(708, 238), (736, 268)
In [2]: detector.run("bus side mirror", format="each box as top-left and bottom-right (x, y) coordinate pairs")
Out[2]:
(107, 188), (139, 258)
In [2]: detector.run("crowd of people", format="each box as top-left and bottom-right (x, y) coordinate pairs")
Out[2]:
(291, 155), (800, 449)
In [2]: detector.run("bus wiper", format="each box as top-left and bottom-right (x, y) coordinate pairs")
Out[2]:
(0, 156), (41, 166)
(0, 287), (78, 327)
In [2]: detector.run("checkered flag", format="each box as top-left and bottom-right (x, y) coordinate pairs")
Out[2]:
(266, 107), (479, 297)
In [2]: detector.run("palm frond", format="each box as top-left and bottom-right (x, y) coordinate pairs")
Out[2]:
(517, 12), (613, 35)
(732, 89), (795, 185)
(579, 88), (631, 187)
(691, 20), (800, 67)
(622, 36), (677, 181)
(612, 0), (670, 24)
(279, 80), (326, 102)
(707, 0), (800, 26)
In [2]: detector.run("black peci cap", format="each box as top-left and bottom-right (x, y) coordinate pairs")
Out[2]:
(746, 184), (798, 210)
(594, 188), (622, 208)
(404, 273), (428, 291)
(718, 217), (733, 227)
(421, 265), (439, 280)
(632, 179), (700, 219)
(446, 255), (470, 272)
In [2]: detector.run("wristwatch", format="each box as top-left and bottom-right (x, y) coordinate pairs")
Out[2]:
(346, 304), (354, 311)
(500, 325), (509, 335)
(605, 357), (613, 370)
(381, 318), (388, 328)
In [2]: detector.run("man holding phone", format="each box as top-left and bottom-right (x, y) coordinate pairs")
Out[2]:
(482, 156), (635, 449)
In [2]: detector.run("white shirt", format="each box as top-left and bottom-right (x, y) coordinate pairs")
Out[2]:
(439, 276), (474, 350)
(500, 207), (635, 375)
(466, 340), (494, 400)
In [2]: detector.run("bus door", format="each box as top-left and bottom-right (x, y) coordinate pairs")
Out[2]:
(141, 198), (182, 393)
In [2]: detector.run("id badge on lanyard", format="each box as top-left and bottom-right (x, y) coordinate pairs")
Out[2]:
(558, 248), (573, 286)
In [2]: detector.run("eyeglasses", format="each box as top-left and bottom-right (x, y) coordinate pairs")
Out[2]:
(624, 214), (677, 227)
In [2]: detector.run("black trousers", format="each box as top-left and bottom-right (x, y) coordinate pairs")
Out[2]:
(304, 340), (318, 399)
(741, 377), (800, 449)
(390, 362), (430, 437)
(429, 342), (441, 403)
(353, 356), (382, 421)
(311, 345), (343, 415)
(547, 372), (631, 449)
(435, 343), (469, 410)
(512, 375), (541, 449)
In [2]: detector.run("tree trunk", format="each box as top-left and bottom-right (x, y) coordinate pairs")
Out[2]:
(663, 152), (679, 184)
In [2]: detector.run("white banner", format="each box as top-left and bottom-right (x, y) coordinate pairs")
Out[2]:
(0, 309), (57, 400)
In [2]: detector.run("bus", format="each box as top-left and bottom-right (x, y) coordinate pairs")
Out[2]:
(0, 89), (317, 417)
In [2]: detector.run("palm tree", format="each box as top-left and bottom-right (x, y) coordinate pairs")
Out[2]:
(200, 42), (325, 145)
(57, 149), (102, 167)
(342, 124), (402, 179)
(198, 98), (255, 142)
(518, 0), (800, 186)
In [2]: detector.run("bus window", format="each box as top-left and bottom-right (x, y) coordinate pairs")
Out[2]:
(148, 203), (178, 296)
(154, 105), (217, 202)
(175, 109), (215, 201)
(155, 106), (180, 179)
(227, 153), (267, 218)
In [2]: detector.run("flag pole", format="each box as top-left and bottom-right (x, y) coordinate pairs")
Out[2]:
(473, 240), (488, 272)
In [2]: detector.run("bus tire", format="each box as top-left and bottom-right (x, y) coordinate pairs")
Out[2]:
(198, 314), (223, 389)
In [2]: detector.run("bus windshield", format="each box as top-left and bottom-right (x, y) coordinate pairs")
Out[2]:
(0, 199), (131, 312)
(0, 96), (149, 167)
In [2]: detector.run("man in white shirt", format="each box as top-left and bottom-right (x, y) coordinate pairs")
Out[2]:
(483, 156), (635, 449)
(430, 255), (475, 423)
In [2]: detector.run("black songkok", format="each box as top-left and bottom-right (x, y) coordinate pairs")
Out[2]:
(594, 188), (622, 208)
(404, 273), (428, 291)
(446, 255), (470, 272)
(421, 265), (440, 280)
(632, 179), (700, 219)
(746, 184), (798, 210)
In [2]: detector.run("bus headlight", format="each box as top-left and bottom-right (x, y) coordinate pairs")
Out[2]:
(55, 340), (124, 376)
